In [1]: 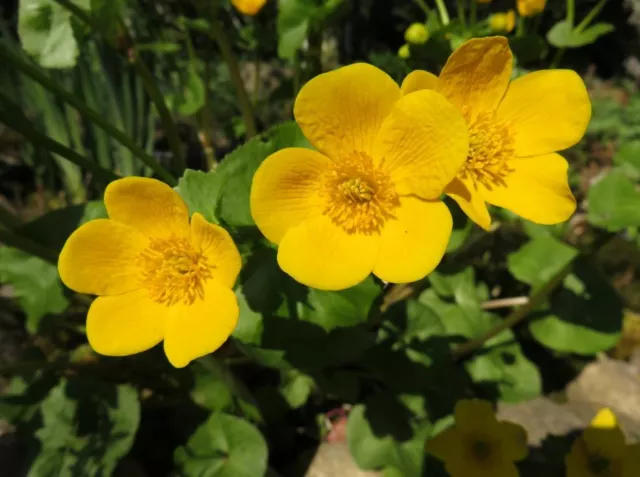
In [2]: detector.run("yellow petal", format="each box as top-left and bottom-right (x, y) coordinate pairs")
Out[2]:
(374, 89), (468, 199)
(401, 70), (438, 95)
(591, 408), (618, 429)
(490, 463), (520, 477)
(583, 426), (627, 460)
(105, 177), (190, 239)
(497, 421), (529, 461)
(58, 219), (147, 296)
(426, 427), (464, 462)
(445, 178), (492, 231)
(454, 399), (497, 432)
(373, 197), (451, 283)
(87, 289), (167, 356)
(293, 63), (401, 159)
(164, 280), (239, 368)
(565, 439), (591, 477)
(481, 153), (576, 224)
(250, 148), (330, 244)
(437, 37), (513, 118)
(497, 69), (591, 157)
(190, 213), (241, 289)
(277, 215), (378, 290)
(623, 443), (640, 477)
(231, 0), (267, 15)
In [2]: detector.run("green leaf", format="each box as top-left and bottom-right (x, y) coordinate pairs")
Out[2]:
(166, 63), (206, 116)
(347, 393), (431, 475)
(137, 42), (182, 53)
(0, 247), (68, 333)
(18, 0), (89, 69)
(189, 362), (234, 412)
(507, 236), (578, 288)
(529, 259), (623, 354)
(279, 369), (314, 408)
(300, 277), (381, 332)
(175, 413), (268, 477)
(277, 0), (315, 59)
(587, 169), (640, 231)
(613, 141), (640, 180)
(177, 121), (311, 228)
(547, 20), (614, 48)
(28, 379), (140, 477)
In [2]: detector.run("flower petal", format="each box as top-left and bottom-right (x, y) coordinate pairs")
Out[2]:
(58, 219), (147, 296)
(497, 69), (591, 157)
(374, 89), (468, 199)
(87, 289), (167, 356)
(565, 439), (590, 477)
(250, 148), (330, 244)
(105, 177), (190, 239)
(445, 178), (492, 231)
(497, 421), (529, 461)
(401, 70), (438, 95)
(277, 215), (378, 290)
(293, 63), (401, 159)
(426, 427), (463, 462)
(623, 443), (640, 477)
(481, 153), (576, 224)
(455, 399), (497, 432)
(437, 37), (513, 117)
(164, 280), (239, 368)
(373, 197), (451, 283)
(191, 213), (241, 289)
(490, 463), (520, 477)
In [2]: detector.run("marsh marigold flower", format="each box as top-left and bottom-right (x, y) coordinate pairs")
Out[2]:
(566, 408), (640, 477)
(401, 37), (591, 230)
(250, 63), (469, 290)
(427, 400), (528, 477)
(517, 0), (546, 17)
(58, 177), (241, 368)
(405, 23), (429, 45)
(490, 10), (516, 34)
(232, 0), (267, 15)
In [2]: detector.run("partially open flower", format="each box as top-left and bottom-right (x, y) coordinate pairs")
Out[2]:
(490, 10), (516, 34)
(405, 23), (429, 45)
(517, 0), (546, 17)
(231, 0), (267, 16)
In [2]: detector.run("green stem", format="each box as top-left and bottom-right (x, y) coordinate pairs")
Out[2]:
(516, 15), (526, 37)
(0, 227), (59, 264)
(457, 0), (467, 28)
(412, 0), (431, 16)
(434, 0), (451, 25)
(0, 94), (119, 185)
(201, 3), (257, 139)
(0, 45), (176, 185)
(550, 47), (565, 68)
(0, 203), (21, 230)
(198, 62), (217, 170)
(567, 0), (576, 26)
(576, 0), (608, 33)
(52, 0), (185, 174)
(469, 0), (476, 28)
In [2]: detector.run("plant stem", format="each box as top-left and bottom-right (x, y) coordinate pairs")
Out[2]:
(0, 45), (176, 185)
(200, 2), (257, 139)
(550, 47), (565, 68)
(457, 0), (467, 28)
(0, 94), (119, 185)
(412, 0), (431, 16)
(453, 261), (573, 359)
(51, 0), (185, 175)
(576, 0), (608, 33)
(567, 0), (576, 26)
(434, 0), (451, 26)
(516, 15), (526, 37)
(469, 0), (476, 28)
(0, 227), (59, 264)
(198, 62), (217, 170)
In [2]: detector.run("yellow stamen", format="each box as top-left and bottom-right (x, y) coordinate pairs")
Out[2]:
(138, 236), (213, 306)
(458, 112), (515, 190)
(323, 151), (399, 234)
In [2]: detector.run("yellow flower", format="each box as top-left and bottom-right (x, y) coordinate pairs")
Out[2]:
(427, 400), (528, 477)
(490, 10), (516, 33)
(250, 63), (469, 290)
(398, 44), (411, 59)
(231, 0), (267, 15)
(58, 177), (241, 368)
(517, 0), (546, 17)
(566, 408), (640, 477)
(405, 23), (429, 45)
(400, 37), (591, 230)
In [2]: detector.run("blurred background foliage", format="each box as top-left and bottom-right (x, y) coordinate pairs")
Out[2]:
(1, 0), (640, 476)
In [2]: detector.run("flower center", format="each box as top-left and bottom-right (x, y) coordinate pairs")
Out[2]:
(470, 438), (493, 462)
(138, 236), (213, 306)
(322, 151), (399, 234)
(588, 454), (614, 476)
(458, 112), (515, 190)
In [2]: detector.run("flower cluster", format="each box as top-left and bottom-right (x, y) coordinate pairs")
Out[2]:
(59, 36), (590, 367)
